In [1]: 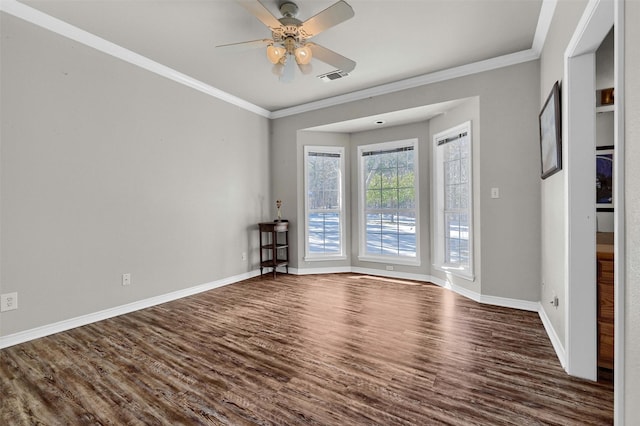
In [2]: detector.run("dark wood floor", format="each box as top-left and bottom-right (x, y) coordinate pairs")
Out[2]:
(0, 273), (613, 425)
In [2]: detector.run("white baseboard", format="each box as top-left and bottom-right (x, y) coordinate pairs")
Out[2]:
(1, 267), (560, 369)
(428, 275), (482, 303)
(296, 266), (539, 312)
(350, 267), (433, 283)
(354, 270), (562, 365)
(0, 270), (261, 349)
(480, 294), (540, 312)
(289, 266), (352, 275)
(537, 303), (567, 369)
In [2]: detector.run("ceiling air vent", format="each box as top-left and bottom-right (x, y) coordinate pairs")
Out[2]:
(318, 70), (350, 82)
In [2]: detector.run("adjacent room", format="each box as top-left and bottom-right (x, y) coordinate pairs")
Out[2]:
(1, 0), (638, 424)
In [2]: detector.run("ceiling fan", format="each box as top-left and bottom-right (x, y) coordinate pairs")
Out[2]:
(217, 0), (356, 82)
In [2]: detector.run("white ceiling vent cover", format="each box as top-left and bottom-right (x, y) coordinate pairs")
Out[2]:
(318, 70), (350, 82)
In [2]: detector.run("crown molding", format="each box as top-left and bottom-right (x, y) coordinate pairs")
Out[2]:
(272, 0), (557, 119)
(0, 0), (271, 118)
(270, 49), (540, 119)
(532, 0), (558, 55)
(2, 0), (555, 120)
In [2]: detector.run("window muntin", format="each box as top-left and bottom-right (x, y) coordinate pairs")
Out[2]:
(434, 123), (473, 278)
(359, 140), (419, 263)
(304, 146), (345, 259)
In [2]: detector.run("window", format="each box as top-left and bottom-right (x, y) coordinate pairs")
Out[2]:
(304, 146), (346, 259)
(434, 122), (473, 279)
(358, 139), (419, 264)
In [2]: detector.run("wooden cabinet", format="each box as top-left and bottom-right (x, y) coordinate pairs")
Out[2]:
(597, 243), (614, 371)
(259, 221), (289, 278)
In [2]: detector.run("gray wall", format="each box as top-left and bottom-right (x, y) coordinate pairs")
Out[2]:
(538, 1), (640, 417)
(625, 0), (640, 419)
(0, 14), (271, 336)
(538, 0), (588, 345)
(272, 60), (541, 302)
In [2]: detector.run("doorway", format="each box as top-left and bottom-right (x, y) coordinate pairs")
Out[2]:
(564, 0), (624, 422)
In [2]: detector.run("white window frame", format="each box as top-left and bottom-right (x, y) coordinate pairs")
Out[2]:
(358, 139), (420, 266)
(433, 121), (474, 280)
(304, 145), (346, 261)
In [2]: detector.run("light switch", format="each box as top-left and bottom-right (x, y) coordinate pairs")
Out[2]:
(491, 187), (500, 199)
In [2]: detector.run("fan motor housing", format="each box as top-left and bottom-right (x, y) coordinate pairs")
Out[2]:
(279, 2), (299, 18)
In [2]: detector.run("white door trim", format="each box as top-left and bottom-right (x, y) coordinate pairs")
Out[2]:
(612, 1), (625, 424)
(563, 52), (598, 380)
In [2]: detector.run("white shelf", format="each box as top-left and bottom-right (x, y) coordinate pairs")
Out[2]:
(596, 104), (615, 113)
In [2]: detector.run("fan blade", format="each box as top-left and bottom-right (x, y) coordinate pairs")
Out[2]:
(272, 62), (285, 77)
(298, 63), (313, 75)
(307, 43), (356, 73)
(300, 1), (354, 38)
(281, 55), (296, 83)
(236, 0), (282, 31)
(216, 39), (272, 52)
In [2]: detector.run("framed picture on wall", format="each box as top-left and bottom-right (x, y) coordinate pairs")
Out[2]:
(539, 81), (562, 179)
(596, 146), (614, 212)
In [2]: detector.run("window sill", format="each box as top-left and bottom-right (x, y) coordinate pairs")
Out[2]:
(304, 255), (347, 262)
(433, 264), (475, 282)
(358, 255), (421, 267)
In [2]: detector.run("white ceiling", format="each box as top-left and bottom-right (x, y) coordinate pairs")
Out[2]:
(17, 0), (544, 118)
(305, 99), (471, 133)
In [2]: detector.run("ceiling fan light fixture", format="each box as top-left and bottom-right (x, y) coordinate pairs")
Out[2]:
(294, 45), (312, 65)
(266, 45), (286, 64)
(219, 0), (356, 82)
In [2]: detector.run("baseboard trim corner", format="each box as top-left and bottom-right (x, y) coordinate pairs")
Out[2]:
(428, 275), (482, 303)
(537, 303), (567, 369)
(480, 294), (540, 312)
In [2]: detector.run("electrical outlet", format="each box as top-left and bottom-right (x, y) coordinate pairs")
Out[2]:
(491, 187), (500, 199)
(122, 273), (131, 286)
(386, 265), (394, 271)
(1, 292), (18, 312)
(242, 252), (247, 261)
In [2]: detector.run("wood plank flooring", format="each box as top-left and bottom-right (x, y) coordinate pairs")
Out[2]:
(0, 273), (613, 425)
